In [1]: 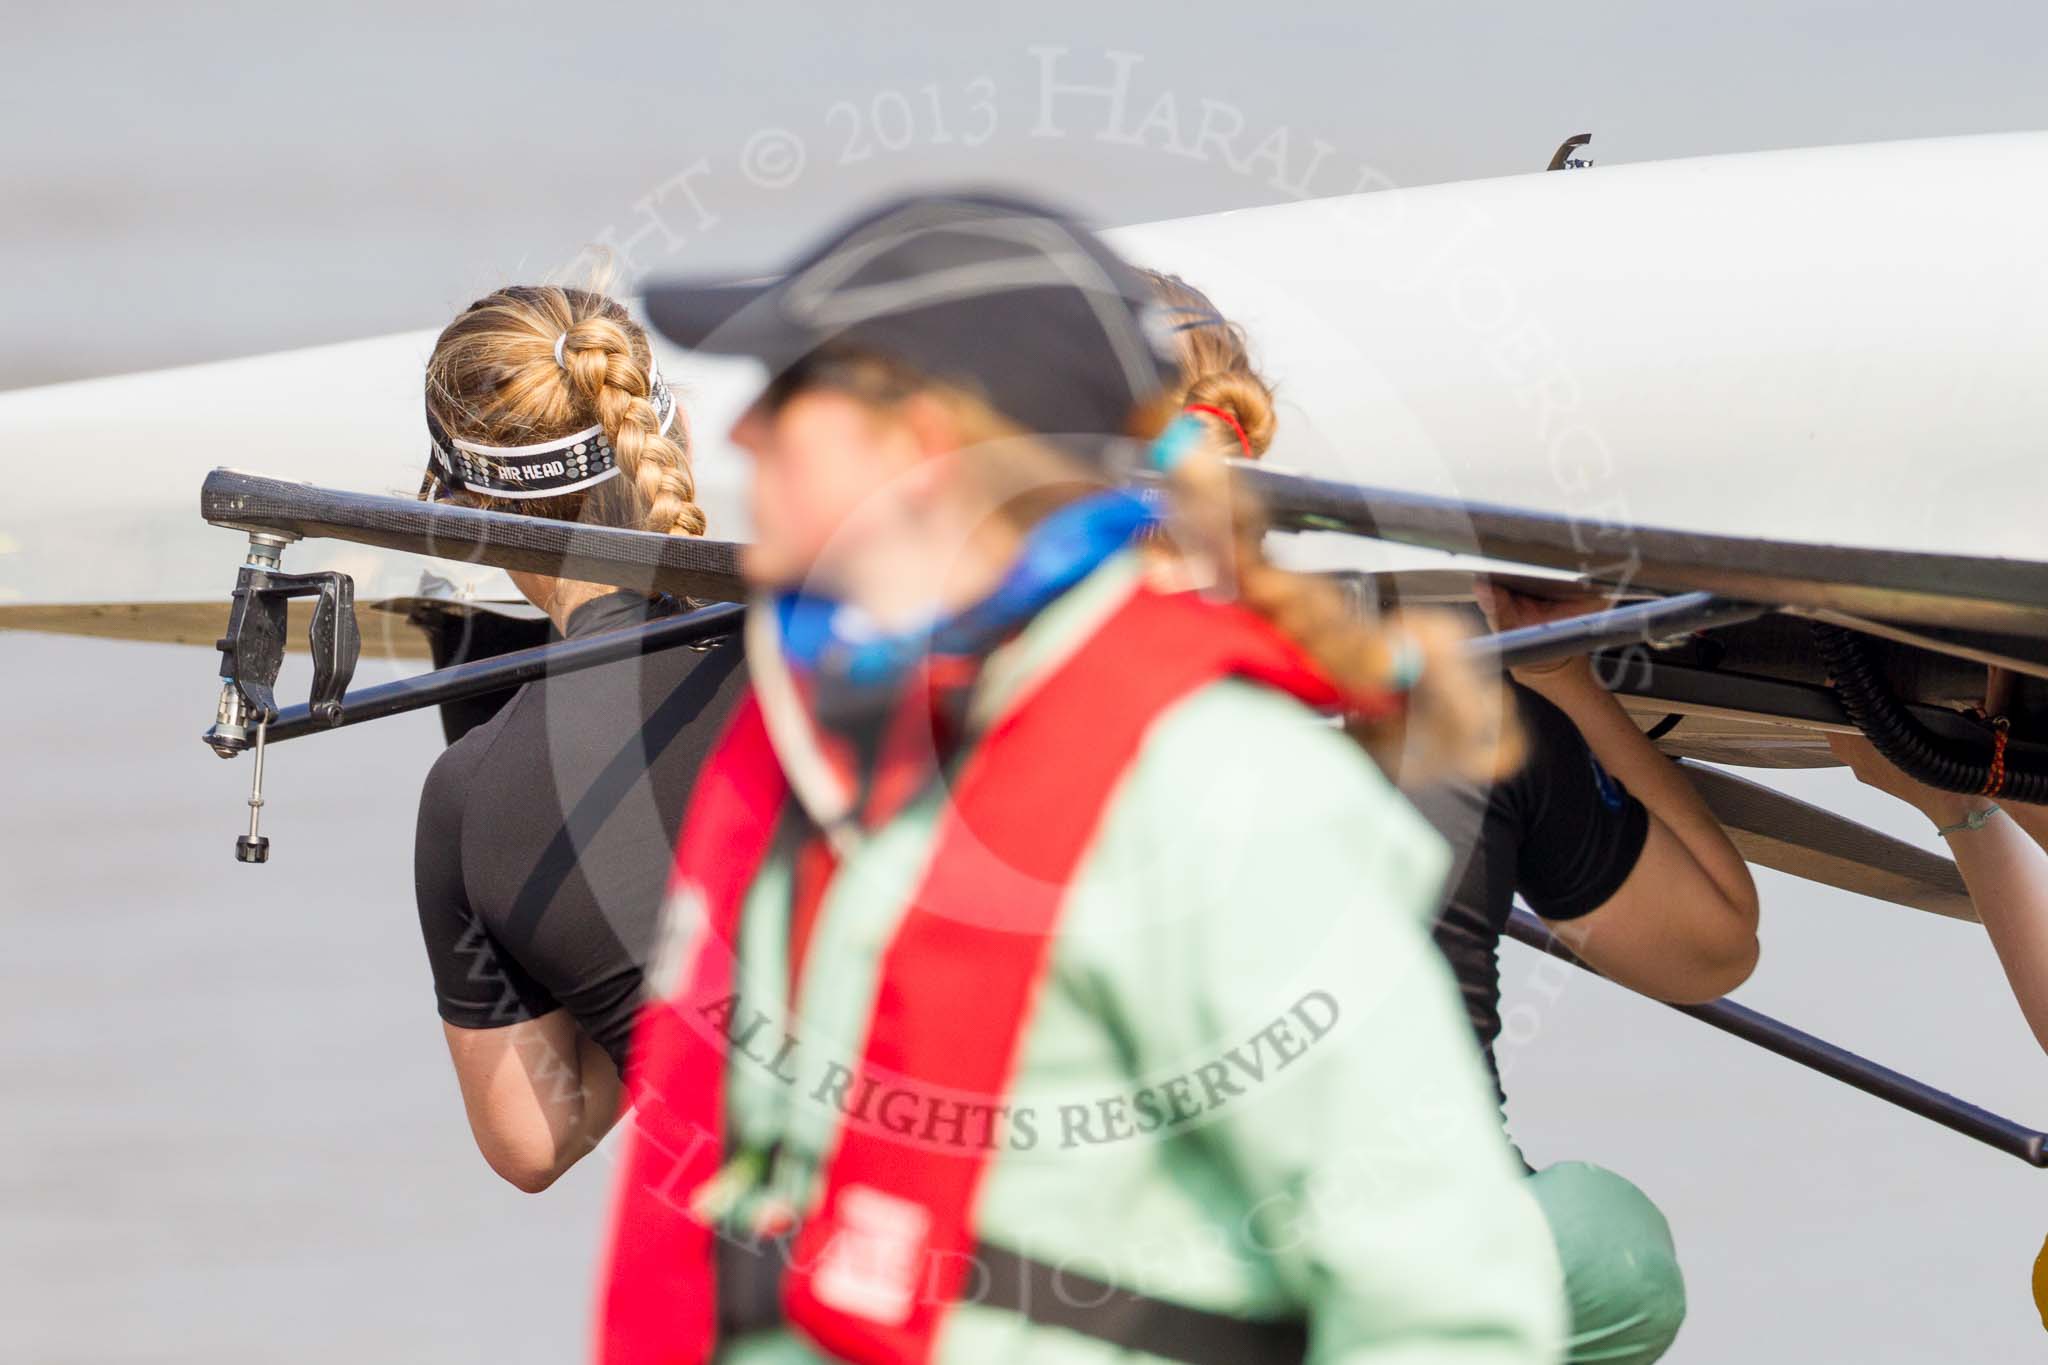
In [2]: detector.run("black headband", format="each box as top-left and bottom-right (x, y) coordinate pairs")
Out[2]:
(1167, 309), (1230, 334)
(426, 363), (678, 500)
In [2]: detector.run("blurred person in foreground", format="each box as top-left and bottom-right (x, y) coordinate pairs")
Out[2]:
(595, 191), (1568, 1364)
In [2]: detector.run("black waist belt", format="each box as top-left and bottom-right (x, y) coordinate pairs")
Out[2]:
(715, 1232), (1308, 1365)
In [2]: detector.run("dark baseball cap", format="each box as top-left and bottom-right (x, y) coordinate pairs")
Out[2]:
(642, 190), (1182, 448)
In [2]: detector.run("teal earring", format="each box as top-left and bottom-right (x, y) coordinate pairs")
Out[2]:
(1147, 413), (1209, 473)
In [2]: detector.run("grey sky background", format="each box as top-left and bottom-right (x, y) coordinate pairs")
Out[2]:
(7, 3), (2048, 1362)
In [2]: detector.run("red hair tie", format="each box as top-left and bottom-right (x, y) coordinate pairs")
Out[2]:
(1983, 717), (2011, 797)
(1182, 403), (1252, 459)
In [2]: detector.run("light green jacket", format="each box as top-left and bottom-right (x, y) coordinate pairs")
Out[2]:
(715, 555), (1565, 1363)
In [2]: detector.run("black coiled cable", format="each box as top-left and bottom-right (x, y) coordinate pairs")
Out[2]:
(1812, 622), (2047, 804)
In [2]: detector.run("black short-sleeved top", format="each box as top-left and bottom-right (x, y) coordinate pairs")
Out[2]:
(1405, 684), (1650, 1084)
(412, 591), (747, 1074)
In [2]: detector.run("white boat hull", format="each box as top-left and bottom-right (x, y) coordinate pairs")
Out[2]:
(5, 131), (2044, 635)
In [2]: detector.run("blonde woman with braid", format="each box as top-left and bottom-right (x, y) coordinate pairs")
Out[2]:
(411, 286), (747, 1192)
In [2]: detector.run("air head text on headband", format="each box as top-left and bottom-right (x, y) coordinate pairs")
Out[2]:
(425, 360), (678, 500)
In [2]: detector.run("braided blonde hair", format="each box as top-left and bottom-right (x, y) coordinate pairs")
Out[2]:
(424, 285), (707, 536)
(1163, 439), (1522, 781)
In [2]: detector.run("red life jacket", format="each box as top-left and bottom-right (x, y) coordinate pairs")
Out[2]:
(598, 584), (1341, 1365)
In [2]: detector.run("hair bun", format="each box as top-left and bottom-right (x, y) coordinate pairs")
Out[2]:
(1182, 370), (1276, 458)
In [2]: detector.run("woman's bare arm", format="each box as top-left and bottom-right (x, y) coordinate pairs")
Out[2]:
(440, 1011), (623, 1193)
(1831, 733), (2048, 1056)
(2004, 800), (2048, 859)
(1480, 585), (1761, 1002)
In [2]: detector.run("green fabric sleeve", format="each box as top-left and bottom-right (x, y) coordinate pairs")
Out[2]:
(1082, 680), (1569, 1362)
(1528, 1162), (1685, 1364)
